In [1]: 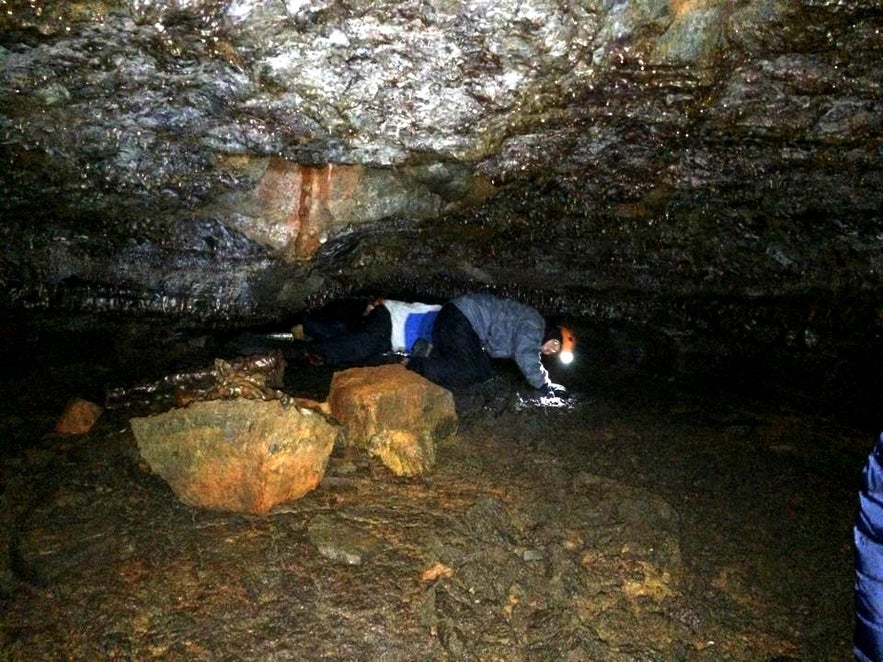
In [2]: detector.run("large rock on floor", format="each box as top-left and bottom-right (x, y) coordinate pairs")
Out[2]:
(131, 398), (340, 515)
(327, 364), (458, 476)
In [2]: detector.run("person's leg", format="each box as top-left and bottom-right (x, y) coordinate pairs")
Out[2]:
(313, 305), (392, 366)
(302, 316), (350, 341)
(302, 298), (371, 340)
(407, 303), (492, 390)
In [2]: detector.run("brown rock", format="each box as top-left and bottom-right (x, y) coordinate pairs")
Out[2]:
(327, 364), (457, 476)
(131, 398), (340, 515)
(54, 398), (103, 435)
(368, 429), (436, 478)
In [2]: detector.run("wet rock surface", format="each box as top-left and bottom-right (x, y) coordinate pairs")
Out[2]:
(328, 364), (457, 476)
(131, 397), (339, 514)
(0, 316), (865, 659)
(0, 1), (879, 354)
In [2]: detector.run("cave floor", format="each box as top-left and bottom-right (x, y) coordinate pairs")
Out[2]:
(0, 315), (866, 660)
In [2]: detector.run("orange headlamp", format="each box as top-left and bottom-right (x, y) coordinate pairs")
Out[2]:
(559, 326), (576, 364)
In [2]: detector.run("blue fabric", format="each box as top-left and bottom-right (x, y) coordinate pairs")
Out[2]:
(855, 432), (883, 662)
(403, 310), (438, 351)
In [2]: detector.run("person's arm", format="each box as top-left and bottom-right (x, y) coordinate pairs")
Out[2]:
(512, 319), (568, 397)
(512, 328), (551, 390)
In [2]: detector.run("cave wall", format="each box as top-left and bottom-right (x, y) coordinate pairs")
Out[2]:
(0, 1), (880, 389)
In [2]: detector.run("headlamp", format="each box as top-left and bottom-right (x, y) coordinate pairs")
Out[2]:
(559, 326), (576, 364)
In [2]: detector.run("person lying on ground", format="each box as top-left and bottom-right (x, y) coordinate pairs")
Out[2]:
(297, 297), (375, 342)
(303, 298), (441, 367)
(403, 292), (574, 397)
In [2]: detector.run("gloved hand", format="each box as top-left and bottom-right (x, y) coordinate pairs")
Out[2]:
(542, 382), (569, 398)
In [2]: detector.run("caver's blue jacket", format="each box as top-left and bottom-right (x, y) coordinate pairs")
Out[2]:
(855, 431), (883, 662)
(452, 293), (551, 390)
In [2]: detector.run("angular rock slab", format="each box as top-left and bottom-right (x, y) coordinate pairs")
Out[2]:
(131, 398), (340, 515)
(327, 364), (458, 476)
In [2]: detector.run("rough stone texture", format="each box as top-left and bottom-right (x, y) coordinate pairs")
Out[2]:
(216, 157), (465, 263)
(367, 428), (438, 479)
(307, 513), (382, 566)
(1, 0), (878, 314)
(54, 397), (102, 435)
(130, 398), (340, 515)
(327, 364), (457, 476)
(106, 352), (288, 411)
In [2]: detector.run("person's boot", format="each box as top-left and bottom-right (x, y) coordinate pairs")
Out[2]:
(410, 338), (433, 358)
(478, 376), (512, 415)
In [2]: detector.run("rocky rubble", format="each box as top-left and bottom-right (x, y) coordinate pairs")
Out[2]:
(129, 359), (458, 513)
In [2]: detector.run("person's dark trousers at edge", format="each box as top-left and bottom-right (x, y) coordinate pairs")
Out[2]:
(301, 298), (370, 341)
(312, 303), (392, 366)
(406, 302), (493, 391)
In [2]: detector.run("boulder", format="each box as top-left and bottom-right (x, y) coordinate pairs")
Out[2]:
(131, 398), (340, 515)
(55, 398), (103, 435)
(327, 364), (457, 476)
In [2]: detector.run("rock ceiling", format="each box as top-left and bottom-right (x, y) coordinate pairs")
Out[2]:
(0, 0), (880, 339)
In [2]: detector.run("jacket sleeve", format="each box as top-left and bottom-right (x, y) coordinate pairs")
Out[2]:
(855, 432), (883, 662)
(511, 320), (551, 390)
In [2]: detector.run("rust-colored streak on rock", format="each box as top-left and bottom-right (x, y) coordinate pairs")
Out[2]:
(294, 163), (364, 260)
(294, 164), (321, 259)
(254, 159), (365, 261)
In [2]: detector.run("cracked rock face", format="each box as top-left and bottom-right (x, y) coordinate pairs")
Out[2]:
(0, 0), (880, 366)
